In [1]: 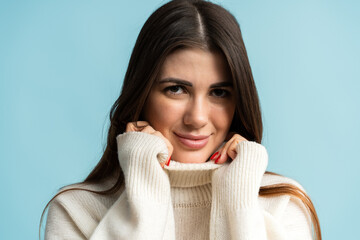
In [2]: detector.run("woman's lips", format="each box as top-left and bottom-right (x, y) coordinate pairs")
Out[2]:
(174, 132), (210, 149)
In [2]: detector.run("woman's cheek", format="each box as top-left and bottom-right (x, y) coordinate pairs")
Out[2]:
(148, 98), (185, 132)
(211, 104), (234, 130)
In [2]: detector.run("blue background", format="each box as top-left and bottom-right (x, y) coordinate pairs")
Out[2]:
(1, 0), (359, 239)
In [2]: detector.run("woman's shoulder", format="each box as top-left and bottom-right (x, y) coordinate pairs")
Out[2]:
(259, 172), (311, 218)
(49, 175), (123, 214)
(58, 175), (119, 193)
(261, 171), (305, 191)
(259, 172), (313, 238)
(45, 176), (124, 238)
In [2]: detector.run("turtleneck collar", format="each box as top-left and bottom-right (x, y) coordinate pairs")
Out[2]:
(164, 160), (223, 188)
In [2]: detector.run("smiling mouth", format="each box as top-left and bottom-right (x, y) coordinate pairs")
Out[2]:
(174, 132), (210, 149)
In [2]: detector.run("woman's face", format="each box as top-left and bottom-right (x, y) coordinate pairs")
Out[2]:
(143, 48), (235, 163)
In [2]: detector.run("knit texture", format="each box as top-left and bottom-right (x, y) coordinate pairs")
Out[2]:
(45, 132), (313, 240)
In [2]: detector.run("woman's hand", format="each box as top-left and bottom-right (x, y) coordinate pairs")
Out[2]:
(211, 133), (248, 164)
(126, 121), (173, 167)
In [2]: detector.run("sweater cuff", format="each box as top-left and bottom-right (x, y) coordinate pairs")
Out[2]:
(212, 141), (268, 209)
(116, 132), (171, 203)
(236, 141), (268, 206)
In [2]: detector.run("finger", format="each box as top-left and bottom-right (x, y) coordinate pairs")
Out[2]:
(215, 139), (233, 164)
(139, 125), (156, 134)
(135, 121), (150, 130)
(215, 134), (247, 164)
(125, 122), (135, 132)
(125, 122), (173, 168)
(152, 131), (173, 153)
(153, 131), (173, 166)
(125, 121), (149, 132)
(226, 138), (241, 160)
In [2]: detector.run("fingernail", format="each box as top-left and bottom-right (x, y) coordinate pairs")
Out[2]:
(214, 154), (221, 164)
(210, 152), (219, 160)
(166, 155), (171, 166)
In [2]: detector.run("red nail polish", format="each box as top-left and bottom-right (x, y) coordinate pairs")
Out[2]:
(166, 156), (171, 166)
(210, 152), (219, 160)
(214, 154), (221, 164)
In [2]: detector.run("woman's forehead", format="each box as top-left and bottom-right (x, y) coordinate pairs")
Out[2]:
(158, 48), (231, 83)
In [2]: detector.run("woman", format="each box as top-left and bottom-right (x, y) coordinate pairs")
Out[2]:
(41, 0), (321, 239)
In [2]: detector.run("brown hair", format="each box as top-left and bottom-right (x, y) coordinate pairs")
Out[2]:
(40, 0), (321, 239)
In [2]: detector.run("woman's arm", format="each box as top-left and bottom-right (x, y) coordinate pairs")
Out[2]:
(210, 140), (312, 240)
(89, 132), (175, 239)
(210, 141), (268, 239)
(45, 131), (175, 240)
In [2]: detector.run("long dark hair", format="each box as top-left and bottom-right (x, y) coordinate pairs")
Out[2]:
(40, 0), (321, 239)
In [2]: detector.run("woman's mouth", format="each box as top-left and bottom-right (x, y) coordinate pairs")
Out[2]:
(174, 132), (210, 149)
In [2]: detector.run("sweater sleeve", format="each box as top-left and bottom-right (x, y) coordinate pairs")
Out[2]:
(210, 141), (313, 240)
(45, 132), (175, 240)
(45, 197), (88, 239)
(89, 132), (175, 239)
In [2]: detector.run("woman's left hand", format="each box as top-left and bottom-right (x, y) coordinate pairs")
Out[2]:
(212, 133), (248, 164)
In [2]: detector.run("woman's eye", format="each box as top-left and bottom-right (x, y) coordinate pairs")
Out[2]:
(210, 89), (230, 98)
(165, 85), (185, 95)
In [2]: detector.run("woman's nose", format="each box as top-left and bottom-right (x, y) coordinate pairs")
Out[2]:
(183, 98), (209, 129)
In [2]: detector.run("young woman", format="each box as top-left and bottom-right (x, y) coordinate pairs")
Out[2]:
(41, 0), (321, 239)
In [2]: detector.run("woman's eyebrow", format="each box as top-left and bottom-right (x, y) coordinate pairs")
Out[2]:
(158, 78), (232, 88)
(158, 78), (192, 86)
(209, 82), (232, 88)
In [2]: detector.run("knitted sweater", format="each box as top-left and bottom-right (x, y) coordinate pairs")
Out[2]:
(45, 132), (312, 239)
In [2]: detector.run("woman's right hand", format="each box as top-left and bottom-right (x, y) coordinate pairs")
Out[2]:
(125, 121), (173, 167)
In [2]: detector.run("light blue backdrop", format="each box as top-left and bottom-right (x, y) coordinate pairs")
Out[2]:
(1, 0), (359, 239)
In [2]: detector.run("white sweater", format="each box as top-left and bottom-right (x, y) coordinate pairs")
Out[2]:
(45, 132), (313, 239)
